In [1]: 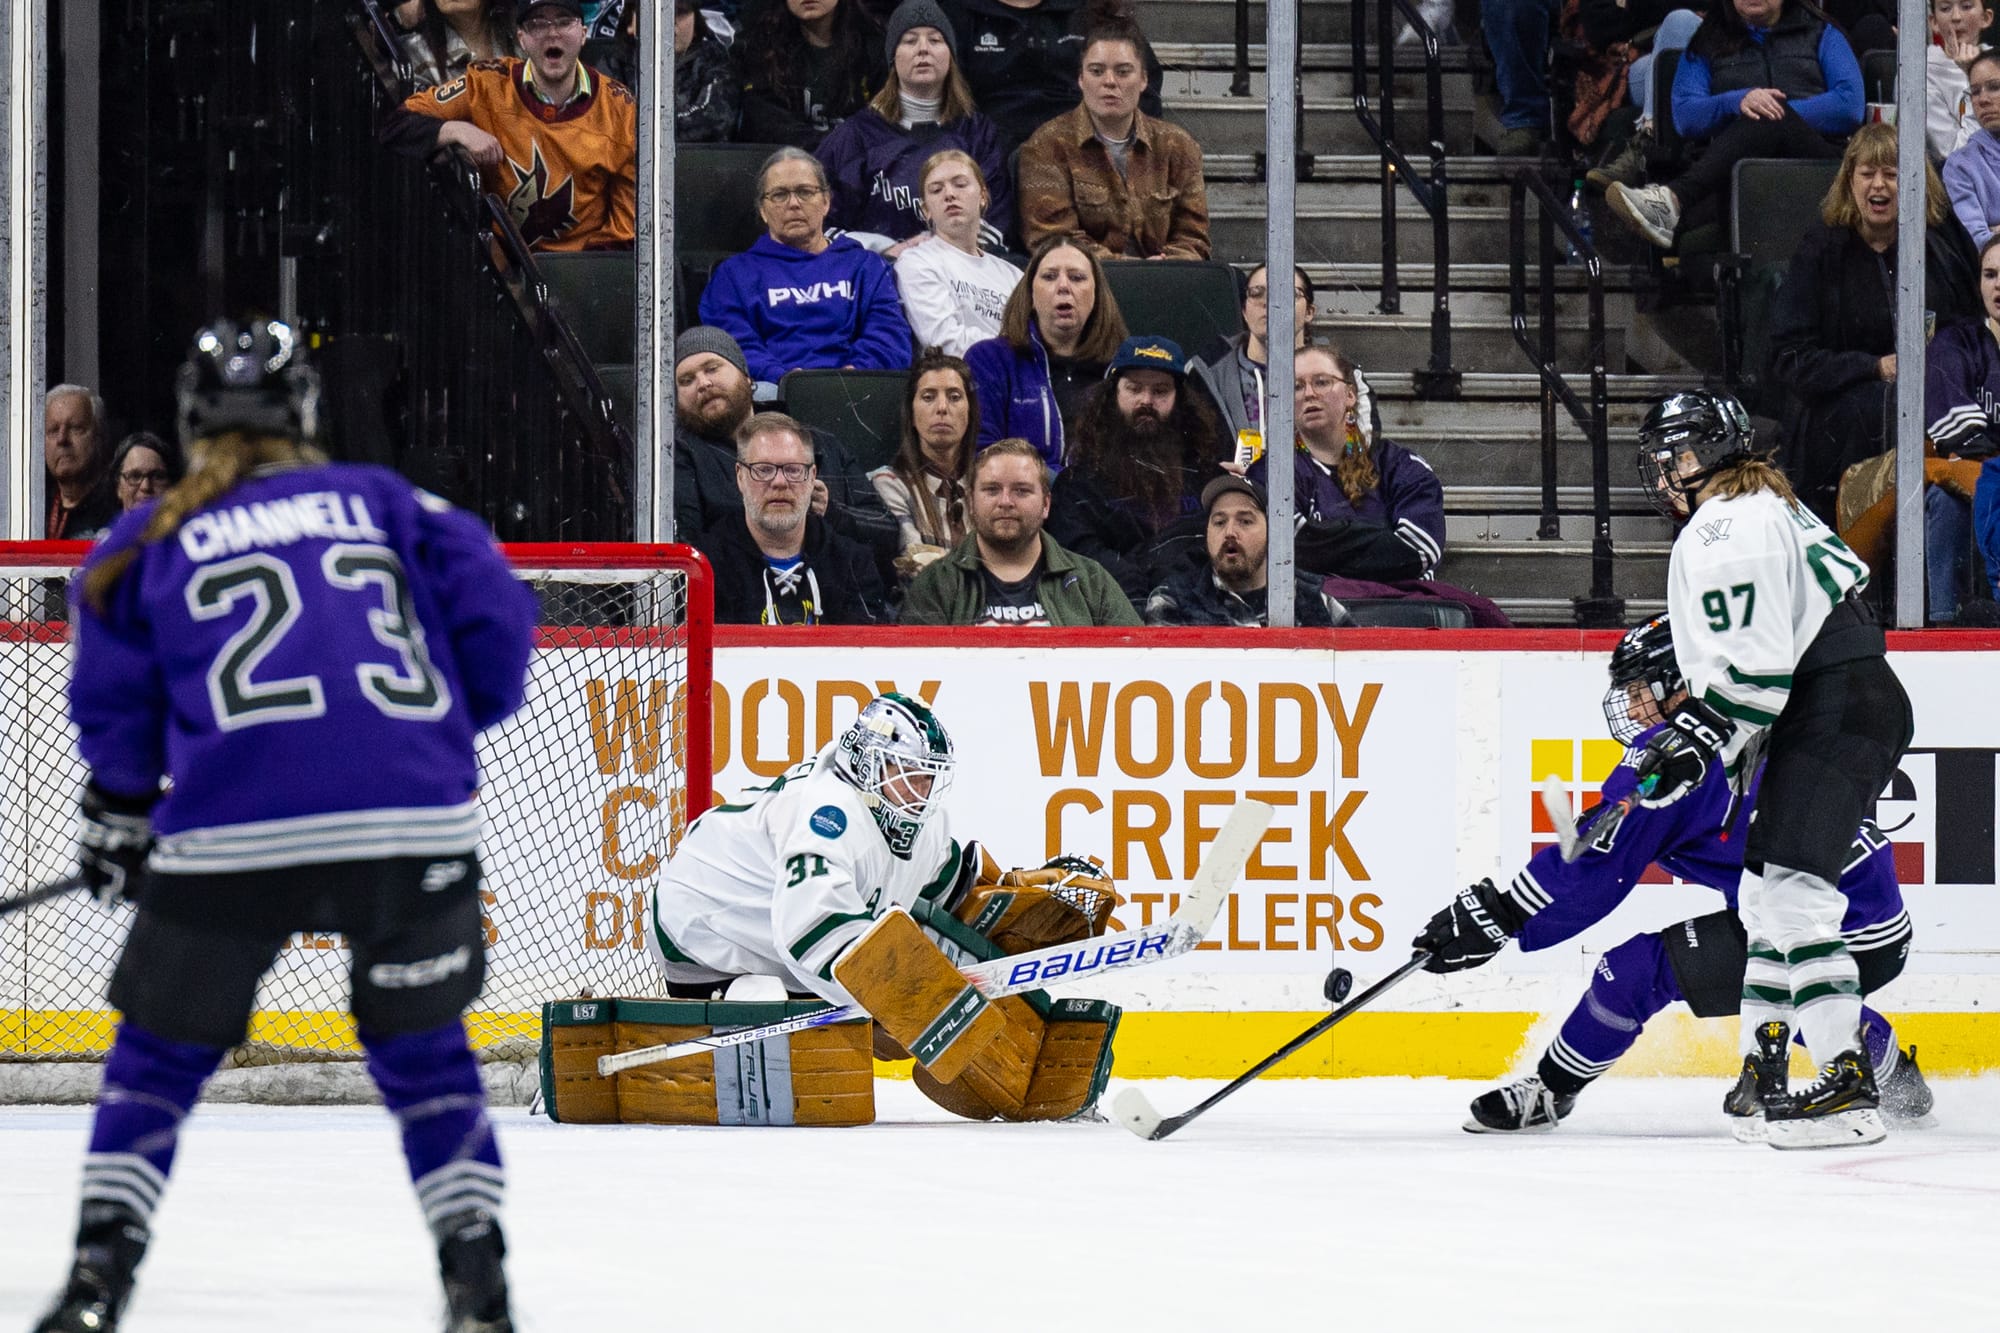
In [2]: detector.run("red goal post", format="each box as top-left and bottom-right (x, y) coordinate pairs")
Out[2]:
(0, 540), (712, 1101)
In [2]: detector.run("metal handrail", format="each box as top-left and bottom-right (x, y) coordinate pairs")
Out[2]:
(1349, 0), (1459, 398)
(1507, 169), (1621, 627)
(477, 193), (636, 521)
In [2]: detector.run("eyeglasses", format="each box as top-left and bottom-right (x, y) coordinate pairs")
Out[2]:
(118, 469), (170, 486)
(1296, 375), (1349, 395)
(1972, 79), (2000, 98)
(521, 15), (582, 35)
(761, 186), (826, 206)
(1244, 286), (1308, 304)
(738, 461), (814, 484)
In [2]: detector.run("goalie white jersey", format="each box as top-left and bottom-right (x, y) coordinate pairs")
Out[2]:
(1666, 488), (1869, 769)
(646, 744), (969, 1005)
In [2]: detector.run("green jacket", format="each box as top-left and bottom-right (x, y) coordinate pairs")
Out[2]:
(899, 531), (1141, 626)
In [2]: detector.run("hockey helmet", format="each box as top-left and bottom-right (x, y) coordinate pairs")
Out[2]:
(1636, 390), (1759, 518)
(834, 693), (956, 857)
(175, 317), (323, 448)
(1601, 615), (1686, 744)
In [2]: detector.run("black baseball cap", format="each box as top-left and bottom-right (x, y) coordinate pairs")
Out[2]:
(517, 0), (584, 23)
(1201, 475), (1265, 513)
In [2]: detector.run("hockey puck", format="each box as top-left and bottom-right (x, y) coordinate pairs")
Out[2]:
(1324, 967), (1354, 1003)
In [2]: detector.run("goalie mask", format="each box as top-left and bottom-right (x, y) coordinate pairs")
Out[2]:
(1636, 390), (1759, 519)
(834, 693), (956, 857)
(1602, 615), (1686, 745)
(175, 317), (323, 449)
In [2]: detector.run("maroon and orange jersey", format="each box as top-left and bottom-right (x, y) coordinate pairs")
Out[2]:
(395, 58), (635, 252)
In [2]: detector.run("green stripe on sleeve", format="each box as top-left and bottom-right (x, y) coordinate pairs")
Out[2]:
(1725, 665), (1793, 690)
(789, 910), (877, 962)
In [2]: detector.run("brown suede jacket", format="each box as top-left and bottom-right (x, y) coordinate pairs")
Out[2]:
(1016, 105), (1211, 260)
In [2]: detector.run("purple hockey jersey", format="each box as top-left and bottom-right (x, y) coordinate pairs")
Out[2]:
(69, 462), (537, 874)
(1515, 725), (1905, 952)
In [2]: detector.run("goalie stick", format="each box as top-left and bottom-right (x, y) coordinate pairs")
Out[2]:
(0, 875), (87, 921)
(595, 799), (1275, 1077)
(1111, 951), (1433, 1142)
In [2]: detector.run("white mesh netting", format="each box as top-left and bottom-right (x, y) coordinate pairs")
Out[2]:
(0, 550), (705, 1104)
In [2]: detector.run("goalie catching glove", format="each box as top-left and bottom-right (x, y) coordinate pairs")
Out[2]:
(942, 846), (1122, 955)
(1631, 697), (1732, 808)
(1413, 877), (1535, 973)
(78, 779), (157, 908)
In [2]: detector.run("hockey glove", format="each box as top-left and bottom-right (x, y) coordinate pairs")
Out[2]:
(1413, 878), (1527, 973)
(78, 780), (157, 908)
(1631, 698), (1733, 808)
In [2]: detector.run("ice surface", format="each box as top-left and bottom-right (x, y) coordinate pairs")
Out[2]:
(3, 1076), (1996, 1331)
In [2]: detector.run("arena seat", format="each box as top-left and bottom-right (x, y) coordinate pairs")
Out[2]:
(1100, 260), (1243, 360)
(676, 143), (785, 257)
(536, 252), (635, 365)
(1719, 157), (1840, 411)
(779, 369), (909, 472)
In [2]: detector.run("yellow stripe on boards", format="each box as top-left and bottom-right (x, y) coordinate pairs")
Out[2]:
(8, 1009), (1999, 1078)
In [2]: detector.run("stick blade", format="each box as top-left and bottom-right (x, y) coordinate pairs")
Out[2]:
(1177, 799), (1274, 937)
(1112, 1087), (1168, 1141)
(1537, 775), (1584, 862)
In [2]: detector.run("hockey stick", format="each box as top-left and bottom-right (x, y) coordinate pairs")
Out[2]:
(1111, 951), (1433, 1142)
(596, 799), (1274, 1077)
(1537, 774), (1653, 863)
(0, 875), (87, 921)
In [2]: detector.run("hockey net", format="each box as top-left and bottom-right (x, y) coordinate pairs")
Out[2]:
(0, 542), (711, 1104)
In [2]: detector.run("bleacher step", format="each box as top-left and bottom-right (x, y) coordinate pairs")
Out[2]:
(1163, 96), (1474, 155)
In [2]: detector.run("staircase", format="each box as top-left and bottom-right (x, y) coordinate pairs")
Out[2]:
(1147, 0), (1698, 625)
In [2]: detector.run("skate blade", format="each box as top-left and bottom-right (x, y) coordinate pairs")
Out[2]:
(1727, 1113), (1767, 1145)
(1462, 1115), (1560, 1134)
(1765, 1107), (1887, 1151)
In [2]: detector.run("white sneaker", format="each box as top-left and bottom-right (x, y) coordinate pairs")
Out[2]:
(1607, 182), (1680, 249)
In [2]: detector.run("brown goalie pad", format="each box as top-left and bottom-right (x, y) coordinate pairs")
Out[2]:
(833, 909), (1006, 1082)
(912, 996), (1122, 1122)
(953, 855), (1122, 955)
(539, 998), (874, 1126)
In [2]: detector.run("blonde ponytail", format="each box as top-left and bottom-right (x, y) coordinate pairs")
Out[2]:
(1705, 458), (1799, 507)
(82, 433), (320, 612)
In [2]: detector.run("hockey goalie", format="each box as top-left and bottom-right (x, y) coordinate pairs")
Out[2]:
(540, 692), (1124, 1126)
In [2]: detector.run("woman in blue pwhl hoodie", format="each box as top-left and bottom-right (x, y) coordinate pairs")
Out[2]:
(698, 148), (916, 386)
(816, 0), (1013, 254)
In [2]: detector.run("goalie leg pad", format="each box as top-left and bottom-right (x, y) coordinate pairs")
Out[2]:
(832, 909), (1006, 1082)
(912, 996), (1122, 1122)
(537, 999), (875, 1126)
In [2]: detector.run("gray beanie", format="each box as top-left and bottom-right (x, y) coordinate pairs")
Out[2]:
(883, 0), (956, 72)
(676, 325), (748, 379)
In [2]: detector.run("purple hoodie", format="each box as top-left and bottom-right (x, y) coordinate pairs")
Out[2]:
(815, 107), (1014, 250)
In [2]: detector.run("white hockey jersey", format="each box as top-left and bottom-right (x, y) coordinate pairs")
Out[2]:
(647, 744), (970, 1006)
(1667, 488), (1869, 770)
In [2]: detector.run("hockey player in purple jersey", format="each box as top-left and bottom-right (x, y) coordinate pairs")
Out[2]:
(1412, 616), (1932, 1138)
(33, 320), (536, 1333)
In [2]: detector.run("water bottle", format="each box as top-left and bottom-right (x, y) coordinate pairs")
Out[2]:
(1565, 177), (1594, 263)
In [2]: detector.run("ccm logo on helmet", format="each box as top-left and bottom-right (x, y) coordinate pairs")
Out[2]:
(368, 946), (472, 990)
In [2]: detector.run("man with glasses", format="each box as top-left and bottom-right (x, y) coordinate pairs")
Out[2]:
(698, 147), (915, 387)
(382, 0), (637, 252)
(694, 413), (890, 624)
(671, 326), (901, 579)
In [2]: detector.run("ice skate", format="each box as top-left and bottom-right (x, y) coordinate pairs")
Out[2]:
(1464, 1075), (1574, 1133)
(1765, 1047), (1887, 1150)
(1878, 1044), (1936, 1127)
(438, 1209), (515, 1333)
(1723, 1019), (1789, 1144)
(32, 1203), (149, 1333)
